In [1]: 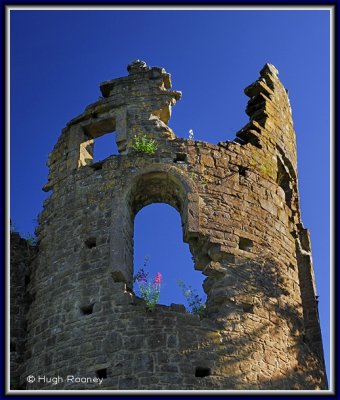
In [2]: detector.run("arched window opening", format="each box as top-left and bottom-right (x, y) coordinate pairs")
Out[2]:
(93, 131), (118, 162)
(133, 203), (206, 310)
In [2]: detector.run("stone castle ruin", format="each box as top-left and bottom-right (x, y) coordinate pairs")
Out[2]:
(10, 60), (327, 390)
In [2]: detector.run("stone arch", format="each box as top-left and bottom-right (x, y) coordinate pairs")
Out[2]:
(110, 165), (202, 291)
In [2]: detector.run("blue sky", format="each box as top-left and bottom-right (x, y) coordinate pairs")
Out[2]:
(9, 8), (331, 383)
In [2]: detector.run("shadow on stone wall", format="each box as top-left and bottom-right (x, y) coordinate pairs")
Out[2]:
(192, 256), (328, 389)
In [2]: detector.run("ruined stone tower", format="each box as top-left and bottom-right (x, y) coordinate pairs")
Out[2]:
(11, 60), (327, 390)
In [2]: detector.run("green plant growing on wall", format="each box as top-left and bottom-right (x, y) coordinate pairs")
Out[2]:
(132, 134), (157, 155)
(133, 258), (162, 311)
(177, 279), (206, 317)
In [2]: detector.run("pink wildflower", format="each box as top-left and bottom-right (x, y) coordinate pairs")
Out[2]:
(154, 272), (162, 285)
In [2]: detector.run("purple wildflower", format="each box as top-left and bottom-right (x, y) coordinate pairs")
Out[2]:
(136, 268), (148, 283)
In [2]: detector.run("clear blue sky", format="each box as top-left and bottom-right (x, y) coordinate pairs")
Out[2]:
(9, 8), (331, 383)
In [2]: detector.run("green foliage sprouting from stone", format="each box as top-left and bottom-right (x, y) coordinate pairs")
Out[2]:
(177, 279), (206, 317)
(133, 257), (162, 311)
(132, 134), (157, 155)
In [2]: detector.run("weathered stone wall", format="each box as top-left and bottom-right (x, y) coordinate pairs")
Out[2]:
(10, 232), (37, 389)
(12, 61), (327, 390)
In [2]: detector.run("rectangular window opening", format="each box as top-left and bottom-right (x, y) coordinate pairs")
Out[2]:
(93, 131), (118, 162)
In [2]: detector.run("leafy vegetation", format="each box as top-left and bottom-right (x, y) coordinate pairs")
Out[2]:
(177, 279), (206, 317)
(133, 258), (162, 311)
(132, 134), (157, 155)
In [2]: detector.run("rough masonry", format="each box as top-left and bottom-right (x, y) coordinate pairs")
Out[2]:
(10, 60), (327, 390)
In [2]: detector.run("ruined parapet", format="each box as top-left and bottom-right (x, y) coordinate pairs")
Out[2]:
(234, 63), (300, 223)
(15, 61), (327, 390)
(43, 60), (181, 192)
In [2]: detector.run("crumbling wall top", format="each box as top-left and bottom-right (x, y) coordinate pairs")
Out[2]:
(99, 59), (179, 99)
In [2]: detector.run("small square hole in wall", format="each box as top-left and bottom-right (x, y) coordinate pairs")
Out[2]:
(85, 237), (97, 249)
(174, 153), (187, 163)
(239, 237), (253, 252)
(195, 367), (211, 378)
(111, 271), (127, 283)
(242, 303), (254, 313)
(238, 166), (247, 177)
(80, 304), (94, 315)
(96, 368), (107, 379)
